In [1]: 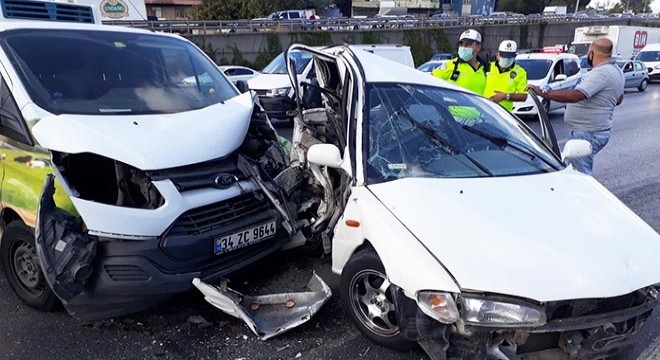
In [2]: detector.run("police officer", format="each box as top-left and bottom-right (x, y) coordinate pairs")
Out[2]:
(432, 29), (487, 95)
(484, 40), (528, 111)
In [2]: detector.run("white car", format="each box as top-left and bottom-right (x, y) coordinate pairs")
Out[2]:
(416, 59), (450, 74)
(283, 44), (660, 359)
(513, 51), (582, 116)
(219, 65), (260, 84)
(636, 43), (660, 82)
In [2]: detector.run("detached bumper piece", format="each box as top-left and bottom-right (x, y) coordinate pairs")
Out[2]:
(35, 174), (96, 303)
(193, 272), (331, 340)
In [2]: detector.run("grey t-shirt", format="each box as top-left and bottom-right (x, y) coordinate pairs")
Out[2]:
(564, 59), (624, 131)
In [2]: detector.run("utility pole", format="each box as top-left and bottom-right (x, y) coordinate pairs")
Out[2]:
(575, 0), (580, 14)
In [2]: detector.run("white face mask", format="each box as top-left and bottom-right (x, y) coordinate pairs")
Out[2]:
(498, 57), (514, 69)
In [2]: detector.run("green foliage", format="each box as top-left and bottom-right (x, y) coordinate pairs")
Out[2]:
(403, 29), (452, 66)
(254, 33), (283, 69)
(610, 0), (651, 14)
(291, 31), (332, 46)
(361, 31), (382, 44)
(495, 0), (589, 15)
(190, 0), (306, 21)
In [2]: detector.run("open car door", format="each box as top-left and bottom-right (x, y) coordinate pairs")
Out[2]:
(529, 91), (561, 156)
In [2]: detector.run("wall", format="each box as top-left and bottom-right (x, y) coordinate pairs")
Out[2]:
(187, 20), (650, 68)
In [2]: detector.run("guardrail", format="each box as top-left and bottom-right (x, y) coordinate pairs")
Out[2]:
(103, 15), (650, 35)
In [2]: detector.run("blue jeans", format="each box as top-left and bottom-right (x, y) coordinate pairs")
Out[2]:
(567, 129), (611, 175)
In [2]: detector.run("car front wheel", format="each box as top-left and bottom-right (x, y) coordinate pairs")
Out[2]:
(638, 78), (648, 92)
(1, 221), (59, 310)
(340, 248), (416, 350)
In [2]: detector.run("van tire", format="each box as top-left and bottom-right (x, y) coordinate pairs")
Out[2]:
(340, 248), (416, 351)
(1, 221), (59, 311)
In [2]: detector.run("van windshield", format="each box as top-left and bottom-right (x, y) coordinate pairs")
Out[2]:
(637, 51), (660, 62)
(262, 52), (313, 74)
(0, 29), (237, 115)
(515, 59), (552, 80)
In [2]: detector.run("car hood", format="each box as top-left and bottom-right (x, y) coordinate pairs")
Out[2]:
(368, 172), (660, 302)
(32, 92), (253, 170)
(247, 74), (293, 91)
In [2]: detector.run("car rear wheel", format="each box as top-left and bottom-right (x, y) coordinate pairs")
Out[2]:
(1, 221), (59, 311)
(638, 79), (648, 92)
(340, 248), (416, 350)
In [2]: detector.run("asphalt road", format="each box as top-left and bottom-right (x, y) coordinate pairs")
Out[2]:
(1, 84), (659, 360)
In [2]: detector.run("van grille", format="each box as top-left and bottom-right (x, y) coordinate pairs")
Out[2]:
(148, 157), (245, 192)
(1, 0), (95, 23)
(104, 265), (151, 282)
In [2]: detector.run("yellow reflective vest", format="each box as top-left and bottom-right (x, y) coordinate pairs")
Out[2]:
(484, 62), (528, 111)
(432, 57), (487, 96)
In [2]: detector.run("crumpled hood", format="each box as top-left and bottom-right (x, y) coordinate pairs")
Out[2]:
(247, 74), (292, 91)
(32, 92), (253, 170)
(368, 171), (660, 302)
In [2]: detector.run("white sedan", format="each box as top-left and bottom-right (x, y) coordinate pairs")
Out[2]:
(218, 65), (260, 84)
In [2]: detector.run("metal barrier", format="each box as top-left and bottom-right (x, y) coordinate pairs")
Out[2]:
(102, 15), (651, 35)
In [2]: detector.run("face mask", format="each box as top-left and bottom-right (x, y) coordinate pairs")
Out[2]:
(587, 52), (594, 67)
(458, 47), (474, 62)
(498, 57), (514, 69)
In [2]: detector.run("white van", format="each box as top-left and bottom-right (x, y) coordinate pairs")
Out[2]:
(636, 43), (660, 82)
(248, 45), (414, 123)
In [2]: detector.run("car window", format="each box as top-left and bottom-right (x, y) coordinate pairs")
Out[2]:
(1, 29), (237, 115)
(234, 68), (254, 75)
(289, 12), (300, 19)
(563, 59), (579, 76)
(634, 62), (644, 71)
(552, 59), (564, 78)
(515, 59), (552, 80)
(365, 83), (561, 183)
(223, 68), (237, 76)
(262, 52), (312, 75)
(637, 51), (660, 61)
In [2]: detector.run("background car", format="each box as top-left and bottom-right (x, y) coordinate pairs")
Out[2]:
(635, 43), (660, 82)
(417, 59), (449, 74)
(219, 65), (260, 85)
(616, 60), (649, 91)
(431, 52), (453, 60)
(513, 51), (582, 116)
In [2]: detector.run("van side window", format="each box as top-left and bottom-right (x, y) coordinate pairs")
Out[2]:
(0, 77), (32, 146)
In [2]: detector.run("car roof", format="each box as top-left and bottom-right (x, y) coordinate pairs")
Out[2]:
(0, 20), (178, 38)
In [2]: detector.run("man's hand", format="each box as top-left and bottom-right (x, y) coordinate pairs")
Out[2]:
(489, 91), (506, 103)
(526, 85), (544, 97)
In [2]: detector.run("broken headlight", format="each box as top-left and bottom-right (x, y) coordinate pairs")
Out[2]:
(52, 152), (164, 209)
(416, 291), (460, 324)
(266, 87), (290, 97)
(460, 296), (546, 327)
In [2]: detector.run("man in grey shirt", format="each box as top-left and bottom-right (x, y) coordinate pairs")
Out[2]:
(528, 38), (624, 175)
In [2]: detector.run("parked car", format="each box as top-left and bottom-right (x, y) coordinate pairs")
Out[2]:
(431, 52), (453, 60)
(513, 51), (582, 116)
(617, 60), (649, 91)
(635, 43), (660, 82)
(417, 59), (449, 74)
(283, 44), (660, 359)
(219, 65), (260, 85)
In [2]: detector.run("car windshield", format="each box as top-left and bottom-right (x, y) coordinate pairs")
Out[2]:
(637, 51), (660, 62)
(365, 83), (562, 183)
(262, 52), (313, 74)
(417, 61), (443, 72)
(516, 59), (552, 80)
(1, 29), (237, 115)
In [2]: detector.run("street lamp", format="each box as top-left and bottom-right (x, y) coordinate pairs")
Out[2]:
(575, 0), (579, 15)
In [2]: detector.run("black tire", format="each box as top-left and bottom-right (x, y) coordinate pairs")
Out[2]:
(1, 221), (59, 311)
(638, 79), (648, 92)
(340, 248), (416, 350)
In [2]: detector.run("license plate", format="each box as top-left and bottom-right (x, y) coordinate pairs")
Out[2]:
(214, 220), (277, 255)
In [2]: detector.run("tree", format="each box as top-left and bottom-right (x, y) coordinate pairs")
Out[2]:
(611, 0), (652, 13)
(495, 0), (589, 14)
(190, 0), (306, 21)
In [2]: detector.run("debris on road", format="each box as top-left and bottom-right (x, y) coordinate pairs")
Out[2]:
(186, 315), (213, 328)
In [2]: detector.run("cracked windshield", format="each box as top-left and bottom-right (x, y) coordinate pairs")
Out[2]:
(366, 84), (563, 182)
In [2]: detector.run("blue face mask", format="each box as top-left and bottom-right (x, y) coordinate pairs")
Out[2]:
(458, 47), (474, 62)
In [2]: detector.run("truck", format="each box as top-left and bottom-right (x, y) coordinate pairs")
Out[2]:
(542, 6), (567, 15)
(572, 25), (660, 59)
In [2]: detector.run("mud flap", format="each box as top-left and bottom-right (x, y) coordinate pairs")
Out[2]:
(192, 272), (331, 340)
(35, 174), (96, 303)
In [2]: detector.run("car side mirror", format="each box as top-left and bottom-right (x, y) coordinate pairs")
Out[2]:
(235, 80), (249, 93)
(553, 74), (567, 82)
(561, 139), (592, 161)
(307, 144), (343, 168)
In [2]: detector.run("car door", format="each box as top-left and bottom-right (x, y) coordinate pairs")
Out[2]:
(562, 57), (581, 90)
(621, 61), (635, 87)
(634, 61), (648, 81)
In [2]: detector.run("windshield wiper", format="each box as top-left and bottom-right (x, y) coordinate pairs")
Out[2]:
(396, 108), (493, 176)
(461, 125), (559, 170)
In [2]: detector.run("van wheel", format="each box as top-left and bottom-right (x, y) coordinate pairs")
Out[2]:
(340, 248), (416, 350)
(638, 79), (648, 92)
(1, 221), (59, 310)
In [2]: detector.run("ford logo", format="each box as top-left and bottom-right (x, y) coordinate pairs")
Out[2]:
(213, 174), (238, 189)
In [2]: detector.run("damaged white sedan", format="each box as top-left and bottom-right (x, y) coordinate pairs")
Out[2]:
(283, 44), (660, 359)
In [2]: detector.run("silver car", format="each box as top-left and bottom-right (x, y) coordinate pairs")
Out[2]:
(617, 60), (649, 92)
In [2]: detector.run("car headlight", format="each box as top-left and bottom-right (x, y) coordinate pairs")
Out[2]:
(416, 291), (460, 324)
(266, 87), (290, 96)
(461, 296), (546, 327)
(654, 65), (660, 70)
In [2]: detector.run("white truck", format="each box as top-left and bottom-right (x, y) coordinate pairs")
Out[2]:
(572, 25), (660, 59)
(543, 6), (567, 15)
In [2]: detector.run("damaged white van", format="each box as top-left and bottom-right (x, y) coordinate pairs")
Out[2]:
(0, 4), (314, 320)
(279, 44), (660, 359)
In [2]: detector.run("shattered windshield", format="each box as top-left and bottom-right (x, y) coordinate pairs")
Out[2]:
(1, 29), (237, 115)
(365, 83), (562, 183)
(262, 52), (312, 74)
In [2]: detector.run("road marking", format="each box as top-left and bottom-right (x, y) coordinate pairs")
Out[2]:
(637, 336), (660, 360)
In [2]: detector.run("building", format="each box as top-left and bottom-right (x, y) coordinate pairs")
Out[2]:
(451, 0), (496, 16)
(145, 0), (201, 20)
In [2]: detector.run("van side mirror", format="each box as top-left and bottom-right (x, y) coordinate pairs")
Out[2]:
(235, 80), (249, 93)
(561, 139), (592, 161)
(307, 144), (343, 168)
(553, 74), (567, 82)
